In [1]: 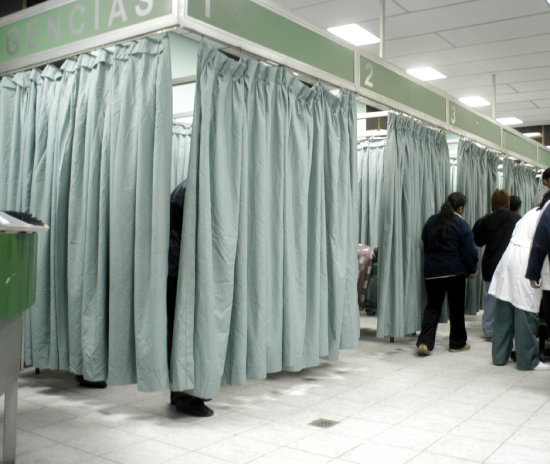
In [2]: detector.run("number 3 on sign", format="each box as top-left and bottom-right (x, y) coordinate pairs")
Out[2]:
(364, 62), (374, 88)
(450, 105), (456, 124)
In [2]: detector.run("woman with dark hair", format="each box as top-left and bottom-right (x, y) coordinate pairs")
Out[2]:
(417, 192), (478, 356)
(472, 189), (521, 340)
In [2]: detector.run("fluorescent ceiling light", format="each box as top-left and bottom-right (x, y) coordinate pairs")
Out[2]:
(523, 132), (542, 138)
(406, 67), (446, 81)
(327, 24), (379, 46)
(357, 111), (388, 119)
(459, 96), (491, 107)
(496, 117), (523, 125)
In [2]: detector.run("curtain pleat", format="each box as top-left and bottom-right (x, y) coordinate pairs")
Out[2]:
(456, 139), (500, 315)
(502, 159), (538, 214)
(170, 43), (359, 399)
(0, 35), (172, 391)
(376, 113), (451, 338)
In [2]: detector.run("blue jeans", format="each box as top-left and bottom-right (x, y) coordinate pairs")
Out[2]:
(482, 281), (496, 337)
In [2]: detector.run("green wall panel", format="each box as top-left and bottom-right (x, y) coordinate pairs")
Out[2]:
(187, 0), (354, 82)
(504, 130), (538, 162)
(449, 102), (501, 146)
(359, 55), (446, 122)
(0, 234), (37, 321)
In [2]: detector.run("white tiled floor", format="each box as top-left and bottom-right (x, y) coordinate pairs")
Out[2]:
(2, 312), (550, 464)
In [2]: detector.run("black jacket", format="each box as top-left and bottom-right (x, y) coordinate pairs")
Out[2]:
(472, 207), (521, 281)
(422, 214), (478, 279)
(168, 180), (187, 277)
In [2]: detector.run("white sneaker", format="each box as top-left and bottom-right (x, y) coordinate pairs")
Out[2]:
(534, 362), (550, 371)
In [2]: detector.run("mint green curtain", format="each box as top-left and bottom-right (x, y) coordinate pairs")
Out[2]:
(0, 35), (172, 391)
(171, 44), (359, 399)
(357, 140), (385, 245)
(502, 158), (538, 214)
(456, 139), (499, 314)
(376, 113), (451, 338)
(171, 123), (192, 189)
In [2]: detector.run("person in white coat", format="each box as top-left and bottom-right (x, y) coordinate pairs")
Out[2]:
(489, 192), (550, 370)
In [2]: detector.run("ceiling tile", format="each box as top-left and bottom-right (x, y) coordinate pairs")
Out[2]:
(360, 33), (451, 57)
(439, 13), (550, 47)
(360, 0), (549, 40)
(509, 80), (550, 93)
(282, 0), (406, 29)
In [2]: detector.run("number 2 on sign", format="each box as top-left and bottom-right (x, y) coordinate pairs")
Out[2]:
(364, 62), (374, 88)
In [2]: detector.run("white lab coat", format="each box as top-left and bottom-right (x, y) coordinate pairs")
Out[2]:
(489, 207), (550, 313)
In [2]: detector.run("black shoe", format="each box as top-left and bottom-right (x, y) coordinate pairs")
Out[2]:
(174, 396), (213, 417)
(75, 375), (107, 389)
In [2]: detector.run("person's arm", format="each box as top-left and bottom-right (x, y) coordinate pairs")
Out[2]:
(460, 221), (479, 275)
(472, 216), (487, 247)
(526, 207), (550, 285)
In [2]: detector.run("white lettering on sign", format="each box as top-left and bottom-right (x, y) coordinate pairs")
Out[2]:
(27, 19), (39, 49)
(48, 15), (61, 44)
(108, 0), (129, 27)
(2, 0), (165, 60)
(450, 105), (456, 124)
(135, 0), (153, 16)
(6, 28), (19, 56)
(205, 0), (211, 18)
(69, 4), (86, 36)
(363, 62), (374, 88)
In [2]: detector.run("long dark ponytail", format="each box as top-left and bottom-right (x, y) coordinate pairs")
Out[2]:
(433, 192), (467, 242)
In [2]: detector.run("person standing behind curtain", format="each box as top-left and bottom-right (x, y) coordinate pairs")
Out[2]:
(510, 195), (522, 215)
(168, 180), (213, 417)
(490, 191), (550, 370)
(532, 168), (550, 208)
(417, 192), (478, 356)
(472, 189), (520, 340)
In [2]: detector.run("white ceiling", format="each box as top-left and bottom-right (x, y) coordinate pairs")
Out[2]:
(265, 0), (550, 128)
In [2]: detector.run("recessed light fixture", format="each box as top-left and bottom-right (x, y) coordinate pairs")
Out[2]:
(496, 117), (523, 125)
(327, 24), (380, 46)
(523, 132), (542, 138)
(406, 67), (446, 81)
(459, 96), (491, 107)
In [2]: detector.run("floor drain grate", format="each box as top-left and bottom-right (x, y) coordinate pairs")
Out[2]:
(309, 418), (340, 428)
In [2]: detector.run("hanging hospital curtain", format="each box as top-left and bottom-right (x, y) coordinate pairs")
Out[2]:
(357, 140), (385, 245)
(0, 35), (172, 391)
(170, 43), (359, 399)
(502, 158), (538, 214)
(171, 123), (192, 189)
(376, 113), (451, 338)
(456, 139), (499, 314)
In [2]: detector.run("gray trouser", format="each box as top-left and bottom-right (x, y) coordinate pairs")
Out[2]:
(492, 299), (539, 370)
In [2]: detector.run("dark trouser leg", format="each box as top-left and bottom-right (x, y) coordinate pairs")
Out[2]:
(446, 275), (467, 350)
(417, 278), (446, 351)
(515, 308), (540, 370)
(167, 275), (178, 366)
(492, 299), (514, 365)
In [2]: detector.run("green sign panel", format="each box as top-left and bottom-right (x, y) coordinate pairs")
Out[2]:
(0, 0), (172, 66)
(359, 55), (447, 123)
(504, 130), (538, 162)
(449, 103), (501, 146)
(540, 148), (550, 167)
(187, 0), (354, 83)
